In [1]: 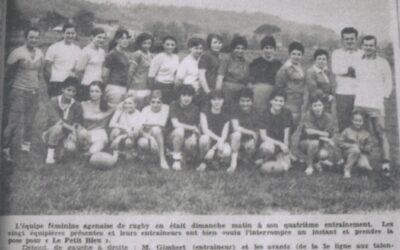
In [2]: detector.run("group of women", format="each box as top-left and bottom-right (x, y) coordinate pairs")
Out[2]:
(2, 23), (376, 177)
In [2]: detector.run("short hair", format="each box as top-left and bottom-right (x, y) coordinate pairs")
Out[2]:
(313, 49), (329, 60)
(134, 32), (154, 51)
(187, 37), (205, 49)
(361, 35), (377, 45)
(309, 93), (325, 106)
(341, 27), (358, 38)
(269, 89), (287, 101)
(230, 35), (248, 51)
(150, 89), (163, 100)
(206, 33), (223, 49)
(260, 36), (276, 49)
(123, 95), (136, 104)
(162, 35), (178, 53)
(24, 27), (40, 38)
(238, 87), (254, 100)
(62, 23), (76, 33)
(288, 41), (304, 54)
(63, 76), (79, 89)
(109, 29), (130, 50)
(179, 85), (195, 97)
(352, 110), (366, 120)
(91, 27), (106, 37)
(209, 89), (224, 100)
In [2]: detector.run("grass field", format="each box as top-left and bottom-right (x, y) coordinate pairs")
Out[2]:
(1, 42), (400, 215)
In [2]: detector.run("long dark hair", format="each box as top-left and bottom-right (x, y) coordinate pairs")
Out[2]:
(134, 32), (154, 51)
(89, 81), (109, 112)
(109, 29), (130, 51)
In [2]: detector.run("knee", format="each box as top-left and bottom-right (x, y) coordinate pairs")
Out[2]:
(199, 135), (210, 148)
(150, 126), (163, 136)
(318, 148), (329, 161)
(244, 139), (256, 153)
(172, 128), (185, 139)
(124, 138), (135, 149)
(137, 137), (149, 150)
(218, 143), (231, 159)
(231, 132), (242, 142)
(185, 134), (198, 149)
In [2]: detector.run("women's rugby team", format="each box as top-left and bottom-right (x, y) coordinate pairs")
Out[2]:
(3, 23), (393, 178)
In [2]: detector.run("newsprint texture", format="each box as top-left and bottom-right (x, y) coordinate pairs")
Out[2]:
(1, 0), (400, 249)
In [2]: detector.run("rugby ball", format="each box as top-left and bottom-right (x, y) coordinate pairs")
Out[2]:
(260, 161), (287, 173)
(89, 152), (118, 170)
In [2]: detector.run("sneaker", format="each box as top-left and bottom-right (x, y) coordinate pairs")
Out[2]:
(45, 156), (56, 164)
(21, 142), (31, 152)
(343, 170), (351, 179)
(172, 160), (182, 170)
(196, 162), (207, 171)
(160, 159), (170, 170)
(305, 167), (314, 176)
(382, 162), (391, 176)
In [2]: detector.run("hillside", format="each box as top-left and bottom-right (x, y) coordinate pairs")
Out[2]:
(13, 0), (338, 47)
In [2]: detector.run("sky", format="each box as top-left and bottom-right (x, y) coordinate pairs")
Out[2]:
(87, 0), (395, 41)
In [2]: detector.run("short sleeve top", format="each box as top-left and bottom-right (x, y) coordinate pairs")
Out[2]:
(45, 41), (81, 82)
(104, 49), (130, 87)
(232, 108), (259, 131)
(7, 45), (44, 90)
(130, 50), (153, 90)
(77, 45), (105, 86)
(81, 101), (112, 130)
(169, 101), (200, 126)
(198, 50), (220, 89)
(202, 107), (230, 135)
(249, 57), (282, 84)
(141, 104), (170, 127)
(218, 54), (250, 84)
(259, 108), (293, 142)
(300, 111), (335, 140)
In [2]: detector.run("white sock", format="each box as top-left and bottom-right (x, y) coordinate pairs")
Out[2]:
(46, 148), (55, 161)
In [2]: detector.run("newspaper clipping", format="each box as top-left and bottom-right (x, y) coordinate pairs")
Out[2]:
(0, 0), (399, 249)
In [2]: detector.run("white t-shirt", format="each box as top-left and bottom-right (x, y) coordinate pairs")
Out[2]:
(77, 45), (105, 85)
(109, 109), (143, 132)
(141, 104), (170, 127)
(45, 40), (81, 82)
(148, 52), (179, 84)
(331, 48), (363, 95)
(176, 54), (200, 90)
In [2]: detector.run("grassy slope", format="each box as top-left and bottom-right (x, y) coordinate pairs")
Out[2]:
(16, 0), (336, 38)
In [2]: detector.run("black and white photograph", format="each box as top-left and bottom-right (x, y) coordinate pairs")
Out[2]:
(1, 0), (400, 216)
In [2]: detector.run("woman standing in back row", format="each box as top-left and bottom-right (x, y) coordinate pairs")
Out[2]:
(148, 35), (179, 104)
(128, 32), (154, 109)
(249, 35), (282, 113)
(103, 29), (131, 108)
(275, 41), (307, 127)
(217, 35), (250, 109)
